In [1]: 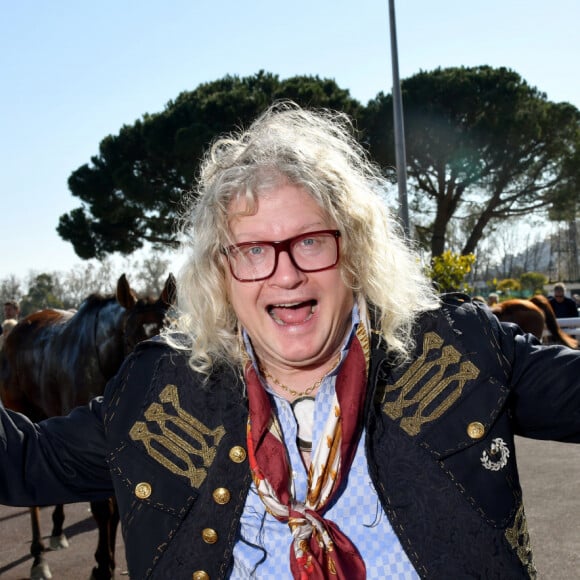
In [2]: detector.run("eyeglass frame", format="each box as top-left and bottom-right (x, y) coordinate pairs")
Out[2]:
(222, 229), (341, 282)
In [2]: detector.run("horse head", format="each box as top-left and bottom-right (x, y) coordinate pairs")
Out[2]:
(116, 273), (177, 355)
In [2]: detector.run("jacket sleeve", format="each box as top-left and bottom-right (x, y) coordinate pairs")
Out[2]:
(469, 297), (580, 443)
(0, 395), (114, 506)
(506, 330), (580, 442)
(445, 295), (580, 443)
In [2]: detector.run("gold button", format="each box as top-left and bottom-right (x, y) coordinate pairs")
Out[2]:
(467, 421), (485, 439)
(212, 487), (231, 505)
(134, 482), (152, 499)
(192, 572), (209, 580)
(229, 446), (247, 463)
(202, 528), (218, 544)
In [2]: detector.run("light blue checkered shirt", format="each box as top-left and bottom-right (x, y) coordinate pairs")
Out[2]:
(231, 308), (419, 579)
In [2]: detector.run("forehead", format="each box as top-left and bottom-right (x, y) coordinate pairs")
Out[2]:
(227, 185), (329, 237)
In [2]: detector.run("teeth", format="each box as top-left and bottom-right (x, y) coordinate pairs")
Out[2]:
(268, 301), (315, 310)
(267, 301), (316, 325)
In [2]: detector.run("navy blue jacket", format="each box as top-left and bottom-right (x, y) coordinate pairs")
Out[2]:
(1, 295), (579, 579)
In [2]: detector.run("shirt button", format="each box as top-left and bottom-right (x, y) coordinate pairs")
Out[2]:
(202, 528), (219, 544)
(192, 571), (209, 580)
(467, 421), (485, 439)
(134, 482), (152, 499)
(212, 487), (231, 505)
(229, 446), (247, 463)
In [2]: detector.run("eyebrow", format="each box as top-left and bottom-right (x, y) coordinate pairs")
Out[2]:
(232, 223), (329, 243)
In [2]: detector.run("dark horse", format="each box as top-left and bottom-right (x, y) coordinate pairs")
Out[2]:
(0, 273), (177, 580)
(491, 294), (578, 349)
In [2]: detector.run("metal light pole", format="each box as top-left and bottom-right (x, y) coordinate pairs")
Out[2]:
(388, 0), (410, 238)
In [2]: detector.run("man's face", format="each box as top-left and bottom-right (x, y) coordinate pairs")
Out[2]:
(4, 304), (18, 319)
(225, 183), (354, 373)
(554, 290), (565, 303)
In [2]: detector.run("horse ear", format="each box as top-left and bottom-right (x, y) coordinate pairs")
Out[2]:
(116, 274), (137, 309)
(159, 273), (177, 307)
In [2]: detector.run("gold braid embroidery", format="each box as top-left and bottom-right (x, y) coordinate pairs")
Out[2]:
(505, 503), (537, 578)
(382, 332), (480, 436)
(129, 384), (225, 488)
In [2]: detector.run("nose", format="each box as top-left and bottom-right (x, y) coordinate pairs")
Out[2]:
(268, 249), (305, 287)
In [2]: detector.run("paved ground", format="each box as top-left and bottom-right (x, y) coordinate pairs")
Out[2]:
(0, 436), (578, 578)
(514, 436), (580, 578)
(0, 503), (128, 579)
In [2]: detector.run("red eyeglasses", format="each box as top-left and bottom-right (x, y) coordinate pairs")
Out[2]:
(223, 230), (341, 282)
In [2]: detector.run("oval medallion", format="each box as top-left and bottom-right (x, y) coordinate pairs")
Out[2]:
(292, 396), (315, 452)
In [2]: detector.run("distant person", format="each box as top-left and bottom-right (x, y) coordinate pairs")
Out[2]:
(1, 300), (20, 338)
(549, 283), (579, 318)
(3, 300), (20, 322)
(487, 292), (499, 307)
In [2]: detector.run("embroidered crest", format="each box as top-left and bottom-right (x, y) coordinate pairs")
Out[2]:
(129, 383), (226, 487)
(480, 437), (510, 471)
(382, 331), (480, 436)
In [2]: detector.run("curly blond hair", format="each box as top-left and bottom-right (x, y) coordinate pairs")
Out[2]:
(167, 102), (440, 375)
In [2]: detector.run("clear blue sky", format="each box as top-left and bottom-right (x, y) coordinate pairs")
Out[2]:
(2, 0), (579, 281)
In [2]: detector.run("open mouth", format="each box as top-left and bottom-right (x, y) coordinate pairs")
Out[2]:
(267, 300), (317, 325)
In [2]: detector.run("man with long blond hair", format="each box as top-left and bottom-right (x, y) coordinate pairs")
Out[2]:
(0, 103), (579, 579)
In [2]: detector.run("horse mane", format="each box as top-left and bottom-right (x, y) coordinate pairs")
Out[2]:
(83, 291), (116, 306)
(72, 292), (119, 318)
(76, 286), (162, 315)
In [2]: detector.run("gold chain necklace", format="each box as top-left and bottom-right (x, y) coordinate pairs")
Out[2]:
(260, 368), (323, 398)
(259, 355), (341, 399)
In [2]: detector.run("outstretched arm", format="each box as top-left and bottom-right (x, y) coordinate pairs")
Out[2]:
(0, 397), (114, 506)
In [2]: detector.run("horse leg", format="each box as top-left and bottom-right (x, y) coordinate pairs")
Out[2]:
(49, 504), (69, 550)
(89, 498), (116, 580)
(29, 506), (52, 580)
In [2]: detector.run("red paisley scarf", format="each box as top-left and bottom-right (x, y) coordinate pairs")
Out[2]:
(245, 323), (370, 579)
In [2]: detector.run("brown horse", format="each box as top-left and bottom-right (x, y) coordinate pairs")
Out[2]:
(491, 294), (578, 349)
(0, 273), (177, 580)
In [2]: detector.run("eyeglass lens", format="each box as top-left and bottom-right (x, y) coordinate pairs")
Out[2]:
(228, 230), (339, 281)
